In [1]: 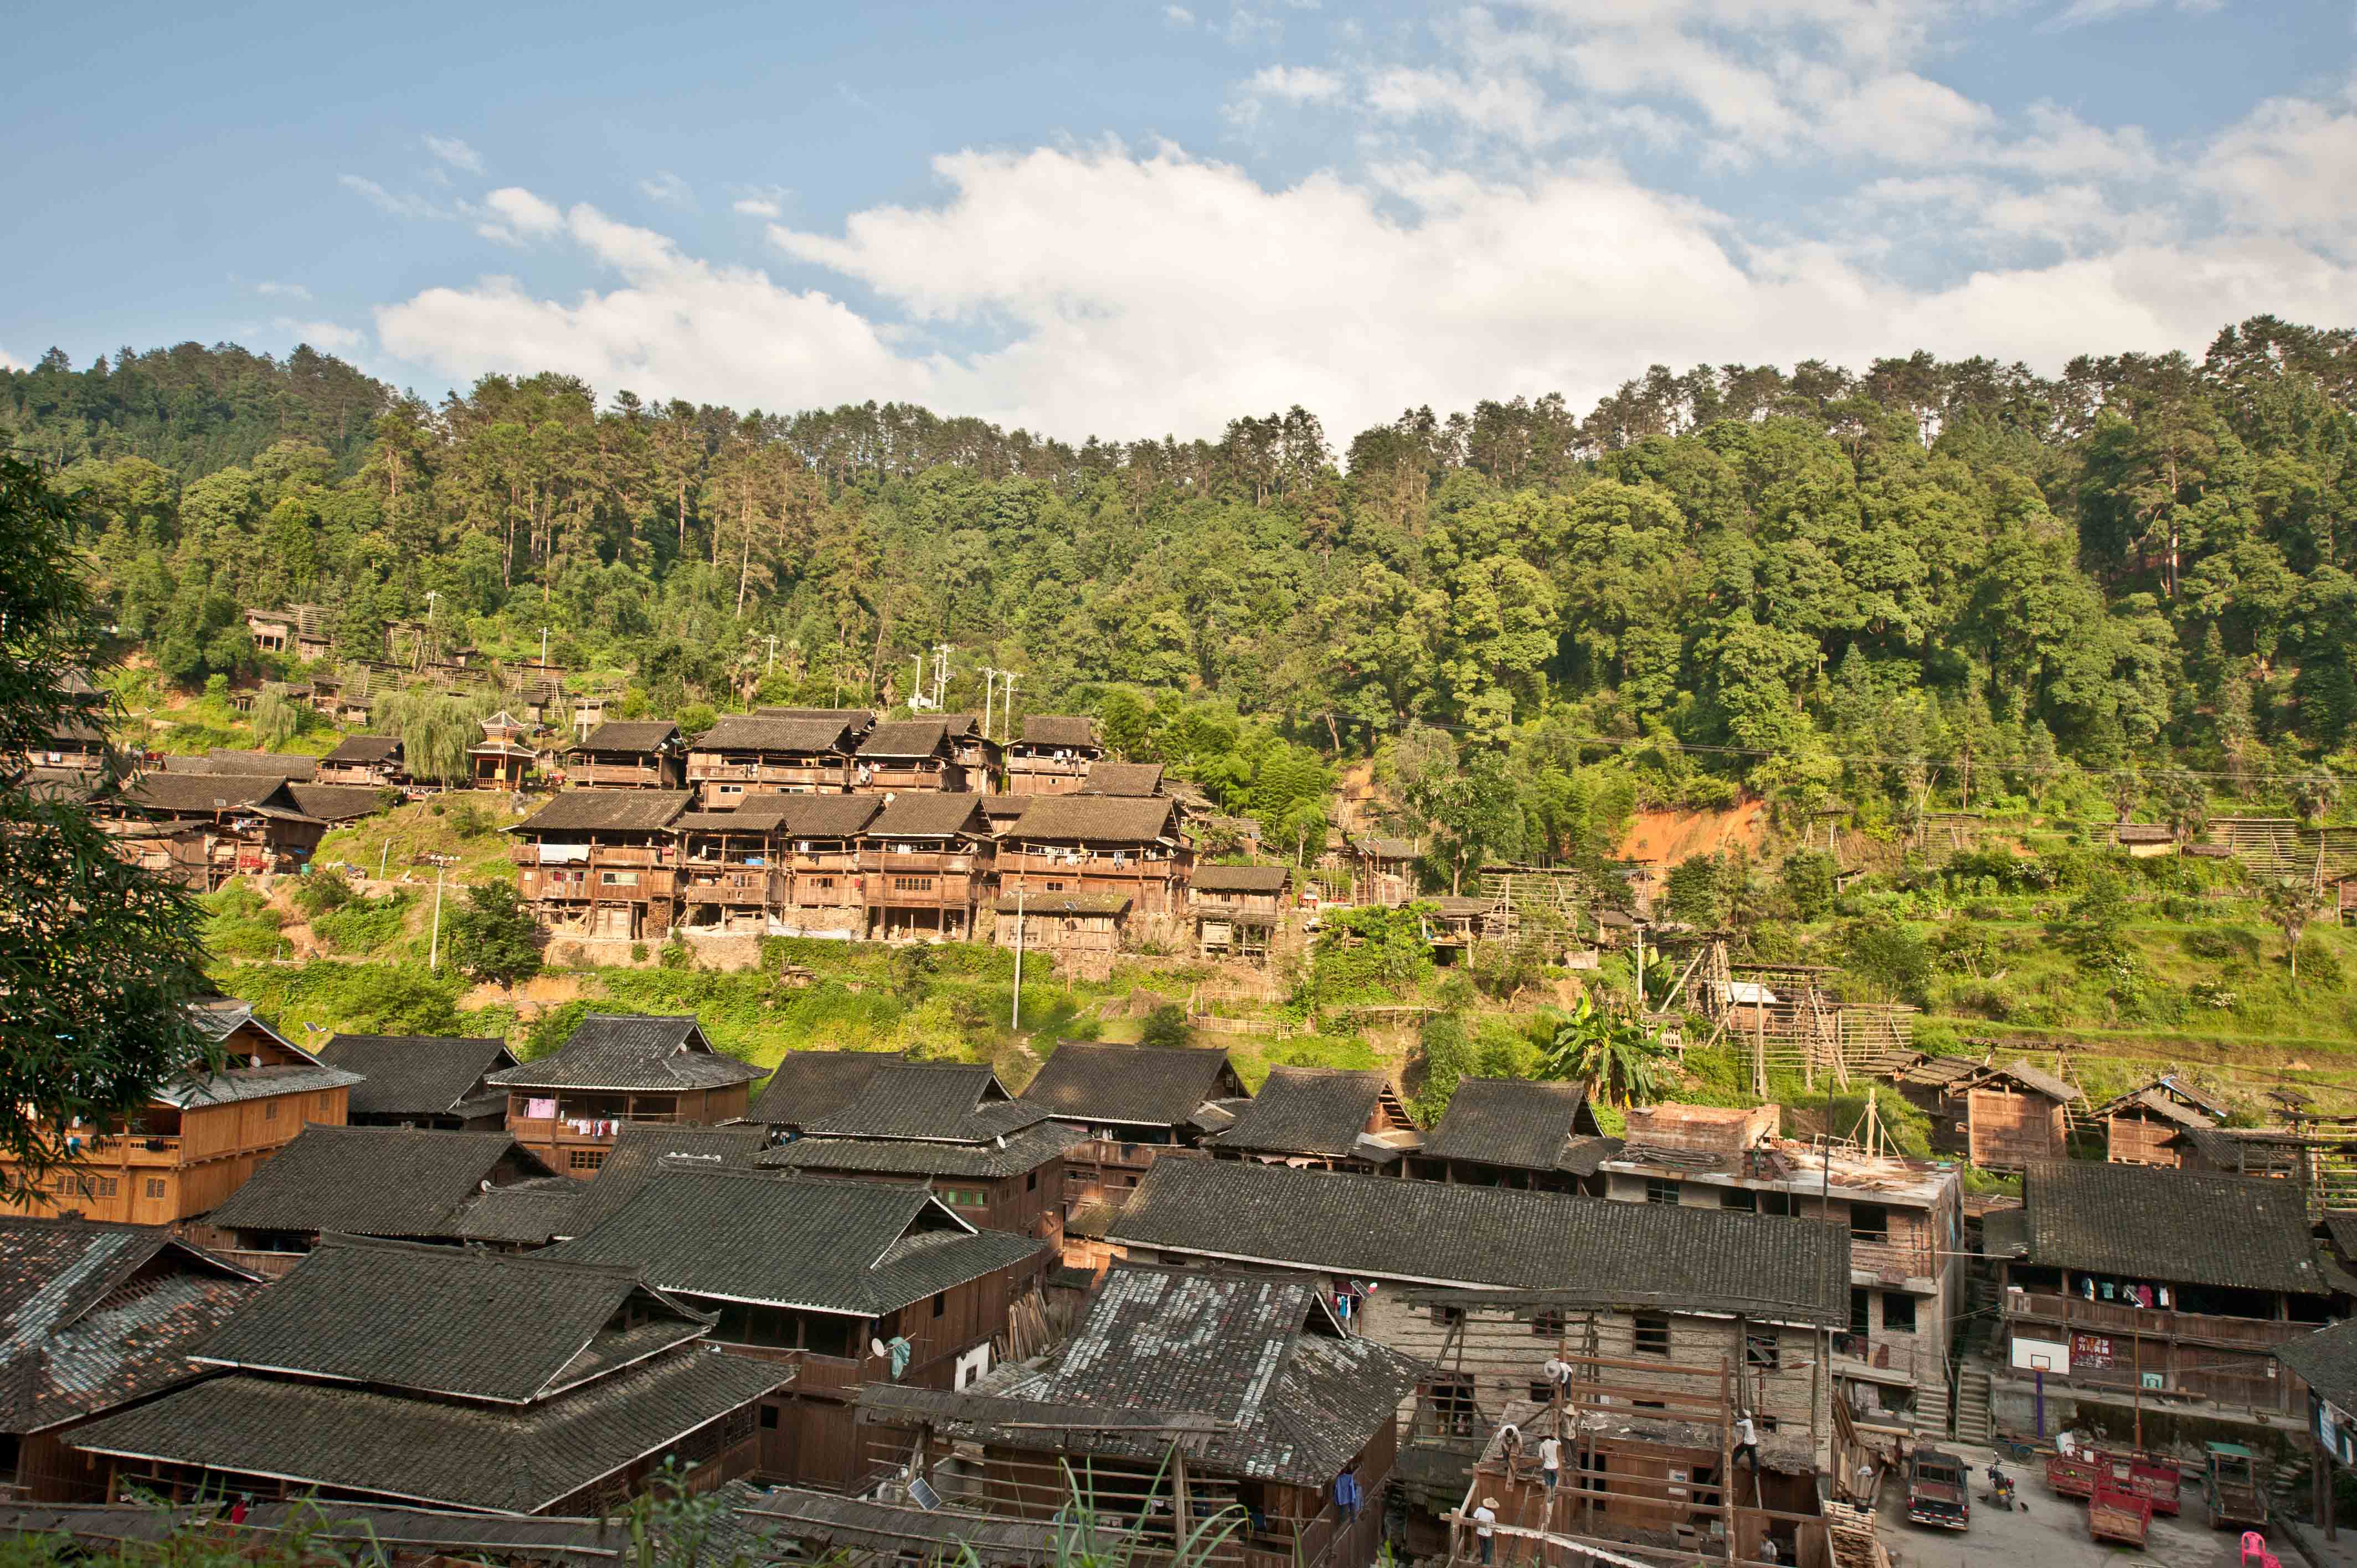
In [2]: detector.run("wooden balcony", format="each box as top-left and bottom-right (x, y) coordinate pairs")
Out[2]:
(858, 850), (980, 876)
(512, 843), (673, 868)
(2004, 1289), (2315, 1350)
(1069, 1138), (1185, 1173)
(568, 762), (670, 787)
(688, 759), (846, 787)
(678, 869), (781, 905)
(65, 1134), (188, 1170)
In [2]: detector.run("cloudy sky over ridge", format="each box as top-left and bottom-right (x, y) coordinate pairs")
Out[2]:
(5, 0), (2353, 440)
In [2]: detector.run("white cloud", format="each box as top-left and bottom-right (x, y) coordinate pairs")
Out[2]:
(476, 185), (566, 247)
(339, 174), (451, 220)
(1246, 64), (1343, 102)
(2047, 0), (2222, 28)
(2198, 94), (2357, 247)
(1164, 4), (1195, 23)
(422, 133), (485, 174)
(640, 171), (696, 208)
(253, 280), (313, 301)
(277, 318), (364, 352)
(734, 197), (784, 218)
(375, 192), (932, 410)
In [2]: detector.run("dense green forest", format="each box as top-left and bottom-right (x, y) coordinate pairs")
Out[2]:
(7, 316), (2355, 869)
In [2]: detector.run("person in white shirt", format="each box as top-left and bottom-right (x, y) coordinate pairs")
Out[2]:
(1471, 1498), (1499, 1565)
(1538, 1434), (1562, 1491)
(1733, 1412), (1759, 1472)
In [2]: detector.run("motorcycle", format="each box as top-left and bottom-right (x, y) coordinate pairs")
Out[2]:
(1980, 1463), (2021, 1513)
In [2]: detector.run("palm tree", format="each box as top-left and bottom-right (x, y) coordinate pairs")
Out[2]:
(2266, 877), (2326, 989)
(1539, 993), (1672, 1107)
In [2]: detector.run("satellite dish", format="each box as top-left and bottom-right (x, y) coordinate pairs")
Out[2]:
(871, 1338), (889, 1360)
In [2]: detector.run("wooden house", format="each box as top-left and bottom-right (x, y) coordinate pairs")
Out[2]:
(194, 1126), (560, 1273)
(1347, 835), (1418, 906)
(2109, 821), (2180, 858)
(66, 1236), (788, 1512)
(2099, 1074), (2227, 1167)
(241, 605), (331, 661)
(0, 1002), (358, 1227)
(0, 1220), (265, 1501)
(315, 735), (405, 787)
(851, 719), (970, 793)
(508, 788), (688, 940)
(1080, 760), (1165, 798)
(24, 680), (109, 772)
(991, 890), (1128, 978)
(488, 1014), (763, 1176)
(451, 1125), (769, 1251)
(772, 794), (883, 936)
(1002, 715), (1102, 796)
(563, 720), (686, 790)
(316, 1033), (516, 1129)
(1409, 1079), (1609, 1193)
(1104, 1159), (1849, 1524)
(1987, 1161), (2336, 1419)
(685, 713), (859, 806)
(1188, 864), (1289, 960)
(542, 1166), (1052, 1492)
(998, 794), (1193, 916)
(1018, 1043), (1250, 1268)
(758, 705), (878, 734)
(1207, 1067), (1419, 1174)
(938, 713), (1003, 786)
(100, 773), (328, 888)
(859, 792), (992, 941)
(867, 1263), (1424, 1568)
(469, 709), (541, 791)
(675, 800), (793, 934)
(2335, 870), (2357, 925)
(1940, 1061), (2082, 1170)
(756, 1060), (1075, 1244)
(284, 783), (394, 827)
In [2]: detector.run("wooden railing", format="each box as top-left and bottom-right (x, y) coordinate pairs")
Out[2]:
(678, 869), (779, 904)
(2004, 1290), (2314, 1349)
(687, 759), (847, 785)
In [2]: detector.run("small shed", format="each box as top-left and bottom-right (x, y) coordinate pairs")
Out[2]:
(2098, 1074), (2227, 1167)
(1949, 1061), (2083, 1171)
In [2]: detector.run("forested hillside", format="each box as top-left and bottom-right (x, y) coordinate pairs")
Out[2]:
(8, 316), (2356, 863)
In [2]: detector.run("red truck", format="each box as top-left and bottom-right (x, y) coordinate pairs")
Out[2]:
(1907, 1449), (1971, 1531)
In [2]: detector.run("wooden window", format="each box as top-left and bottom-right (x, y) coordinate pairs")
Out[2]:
(892, 875), (935, 892)
(569, 1149), (606, 1172)
(600, 870), (640, 886)
(1531, 1308), (1566, 1338)
(1633, 1315), (1670, 1356)
(1849, 1288), (1870, 1337)
(1645, 1177), (1680, 1206)
(1026, 1170), (1038, 1191)
(145, 1179), (166, 1199)
(1425, 1374), (1478, 1437)
(1882, 1291), (1918, 1332)
(264, 1100), (278, 1120)
(97, 1178), (117, 1198)
(1745, 1330), (1780, 1369)
(759, 1405), (780, 1430)
(933, 1292), (946, 1318)
(1430, 1304), (1465, 1326)
(1720, 1187), (1757, 1213)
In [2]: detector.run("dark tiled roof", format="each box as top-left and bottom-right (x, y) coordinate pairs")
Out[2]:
(867, 792), (987, 837)
(856, 720), (951, 759)
(2280, 1319), (2357, 1411)
(2021, 1161), (2328, 1293)
(450, 1179), (590, 1246)
(1191, 864), (1290, 894)
(1009, 794), (1182, 843)
(1970, 1061), (2083, 1103)
(1021, 1043), (1247, 1128)
(677, 802), (795, 833)
(487, 1014), (762, 1093)
(2099, 1087), (2214, 1129)
(992, 891), (1129, 915)
(565, 1126), (773, 1234)
(1210, 1067), (1393, 1158)
(544, 1169), (1046, 1316)
(1109, 1159), (1850, 1322)
(193, 1236), (704, 1404)
(977, 794), (1027, 823)
(321, 736), (403, 765)
(69, 1350), (785, 1514)
(1082, 762), (1164, 796)
(0, 1220), (260, 1433)
(691, 715), (855, 754)
(1016, 716), (1099, 749)
(205, 749), (320, 780)
(736, 1488), (1093, 1568)
(774, 795), (882, 838)
(2326, 1211), (2357, 1260)
(284, 783), (394, 822)
(759, 706), (877, 729)
(953, 1265), (1424, 1486)
(124, 774), (314, 817)
(801, 1062), (1044, 1142)
(573, 720), (681, 753)
(205, 1127), (553, 1239)
(317, 1034), (514, 1118)
(1421, 1079), (1599, 1171)
(1352, 835), (1416, 860)
(511, 790), (690, 834)
(156, 1060), (362, 1110)
(749, 1051), (899, 1127)
(761, 1120), (1083, 1179)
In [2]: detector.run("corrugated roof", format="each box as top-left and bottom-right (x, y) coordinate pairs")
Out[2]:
(487, 1014), (763, 1094)
(867, 792), (987, 837)
(1208, 1067), (1395, 1158)
(543, 1168), (1046, 1316)
(1109, 1159), (1851, 1322)
(1021, 1043), (1247, 1128)
(690, 715), (855, 754)
(1008, 794), (1181, 843)
(317, 1033), (514, 1118)
(205, 1126), (553, 1239)
(1082, 762), (1164, 797)
(1421, 1079), (1600, 1171)
(511, 790), (690, 834)
(2021, 1160), (2328, 1294)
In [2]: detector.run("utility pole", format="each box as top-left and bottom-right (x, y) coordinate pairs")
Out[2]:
(765, 635), (778, 675)
(1010, 884), (1026, 1029)
(1000, 672), (1017, 741)
(420, 853), (458, 970)
(539, 626), (548, 668)
(423, 590), (439, 672)
(910, 653), (925, 711)
(979, 668), (998, 740)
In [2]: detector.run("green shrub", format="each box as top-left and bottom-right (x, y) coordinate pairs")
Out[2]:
(295, 868), (355, 919)
(309, 892), (413, 955)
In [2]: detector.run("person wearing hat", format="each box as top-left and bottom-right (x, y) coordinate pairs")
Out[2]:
(1472, 1497), (1499, 1564)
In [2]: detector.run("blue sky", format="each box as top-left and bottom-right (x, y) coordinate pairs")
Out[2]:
(4, 0), (2353, 440)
